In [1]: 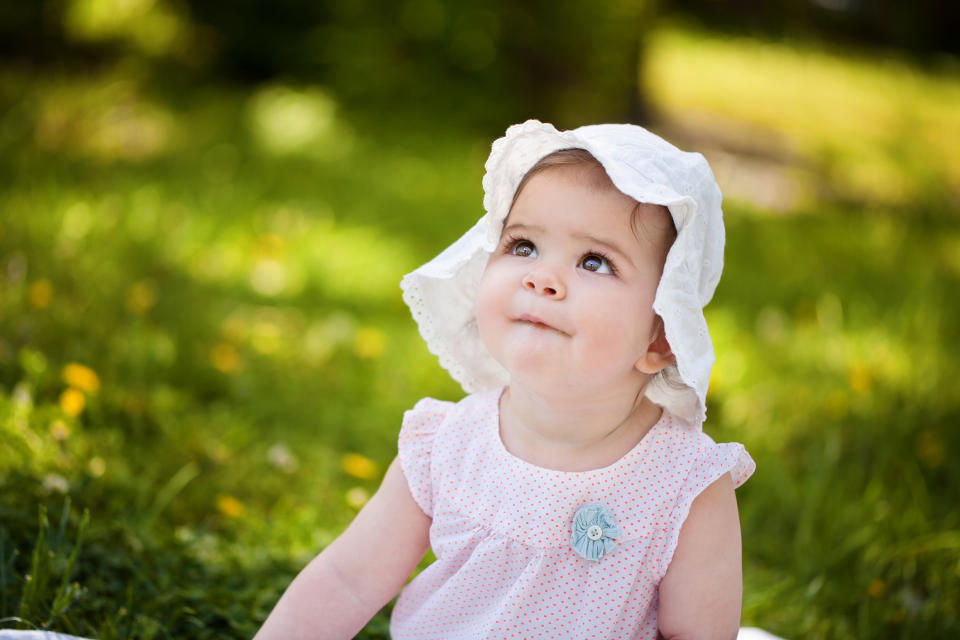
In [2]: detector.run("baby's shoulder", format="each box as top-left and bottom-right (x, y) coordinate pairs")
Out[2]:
(403, 396), (455, 428)
(641, 415), (750, 478)
(402, 388), (499, 437)
(646, 415), (755, 493)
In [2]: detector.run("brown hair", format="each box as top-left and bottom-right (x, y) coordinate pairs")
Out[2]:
(509, 149), (677, 262)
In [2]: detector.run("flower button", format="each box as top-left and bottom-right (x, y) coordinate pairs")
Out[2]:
(570, 503), (621, 562)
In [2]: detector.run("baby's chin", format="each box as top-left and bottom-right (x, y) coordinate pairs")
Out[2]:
(493, 344), (565, 377)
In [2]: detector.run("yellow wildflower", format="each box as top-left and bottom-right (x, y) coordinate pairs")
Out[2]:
(345, 487), (369, 510)
(210, 342), (240, 373)
(216, 494), (245, 518)
(341, 453), (377, 479)
(63, 363), (100, 394)
(353, 328), (385, 359)
(210, 443), (232, 465)
(28, 279), (53, 309)
(867, 578), (886, 599)
(88, 456), (106, 477)
(50, 420), (71, 441)
(126, 281), (157, 315)
(848, 362), (871, 395)
(59, 388), (86, 416)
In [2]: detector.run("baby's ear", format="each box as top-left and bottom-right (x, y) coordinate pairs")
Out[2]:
(634, 316), (675, 375)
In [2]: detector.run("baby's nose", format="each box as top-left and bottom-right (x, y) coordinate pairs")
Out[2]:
(522, 268), (566, 298)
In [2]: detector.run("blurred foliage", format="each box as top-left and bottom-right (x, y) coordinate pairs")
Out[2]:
(185, 0), (651, 125)
(1, 11), (959, 640)
(666, 0), (959, 59)
(645, 25), (960, 209)
(0, 0), (651, 130)
(2, 0), (954, 130)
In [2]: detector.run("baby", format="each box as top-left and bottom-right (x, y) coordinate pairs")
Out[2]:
(255, 120), (755, 639)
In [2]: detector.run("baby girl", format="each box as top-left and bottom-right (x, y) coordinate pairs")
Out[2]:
(255, 120), (756, 639)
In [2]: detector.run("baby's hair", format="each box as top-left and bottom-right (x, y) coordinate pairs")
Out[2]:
(509, 149), (677, 264)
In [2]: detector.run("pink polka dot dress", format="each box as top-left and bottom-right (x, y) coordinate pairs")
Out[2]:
(391, 387), (755, 640)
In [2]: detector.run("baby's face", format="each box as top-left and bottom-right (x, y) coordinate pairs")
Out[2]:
(476, 166), (670, 399)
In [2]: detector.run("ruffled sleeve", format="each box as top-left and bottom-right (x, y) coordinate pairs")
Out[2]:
(397, 397), (453, 518)
(658, 435), (755, 576)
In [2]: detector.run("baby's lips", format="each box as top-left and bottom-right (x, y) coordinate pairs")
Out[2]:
(515, 313), (568, 335)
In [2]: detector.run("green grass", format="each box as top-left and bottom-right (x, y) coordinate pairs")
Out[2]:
(2, 27), (959, 639)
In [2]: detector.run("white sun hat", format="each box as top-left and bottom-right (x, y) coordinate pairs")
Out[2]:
(400, 120), (725, 428)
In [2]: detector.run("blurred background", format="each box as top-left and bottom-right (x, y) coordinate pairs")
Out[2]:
(1, 0), (958, 637)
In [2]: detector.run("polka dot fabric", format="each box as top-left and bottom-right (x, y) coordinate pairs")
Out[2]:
(393, 388), (754, 639)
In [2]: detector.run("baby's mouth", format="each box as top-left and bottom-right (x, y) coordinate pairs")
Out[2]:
(516, 314), (568, 336)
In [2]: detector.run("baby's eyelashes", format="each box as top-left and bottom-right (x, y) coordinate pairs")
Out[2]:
(580, 253), (615, 275)
(501, 232), (539, 258)
(509, 239), (537, 258)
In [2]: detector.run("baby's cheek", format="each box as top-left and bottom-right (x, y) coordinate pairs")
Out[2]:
(588, 302), (653, 352)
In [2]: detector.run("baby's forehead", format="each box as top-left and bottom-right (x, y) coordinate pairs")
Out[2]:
(510, 167), (673, 239)
(512, 163), (631, 210)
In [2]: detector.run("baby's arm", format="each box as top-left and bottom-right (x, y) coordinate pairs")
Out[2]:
(254, 457), (431, 640)
(657, 472), (742, 640)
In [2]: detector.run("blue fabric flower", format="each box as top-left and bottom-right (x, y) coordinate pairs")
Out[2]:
(570, 503), (621, 561)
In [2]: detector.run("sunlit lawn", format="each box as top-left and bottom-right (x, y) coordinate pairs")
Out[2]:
(2, 27), (958, 639)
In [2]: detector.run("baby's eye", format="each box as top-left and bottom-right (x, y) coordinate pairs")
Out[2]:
(510, 240), (537, 258)
(581, 253), (613, 275)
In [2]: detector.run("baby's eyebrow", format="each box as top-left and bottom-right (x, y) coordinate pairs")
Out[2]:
(571, 231), (635, 265)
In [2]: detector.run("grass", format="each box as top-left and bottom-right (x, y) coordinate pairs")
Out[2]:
(2, 26), (959, 639)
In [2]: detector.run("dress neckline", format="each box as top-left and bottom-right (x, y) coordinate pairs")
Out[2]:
(487, 386), (670, 478)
